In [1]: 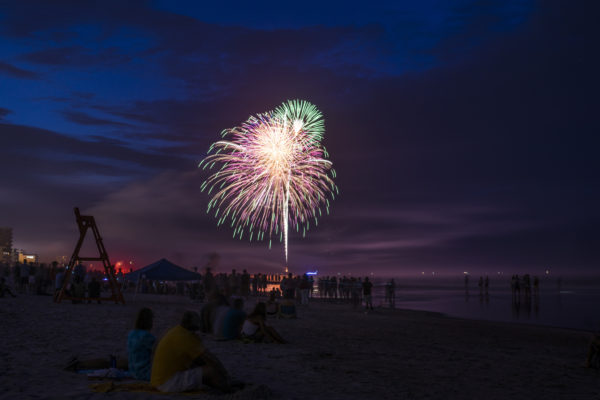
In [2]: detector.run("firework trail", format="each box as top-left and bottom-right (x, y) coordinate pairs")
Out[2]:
(199, 99), (337, 263)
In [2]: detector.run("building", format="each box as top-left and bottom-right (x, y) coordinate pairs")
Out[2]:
(13, 249), (39, 264)
(0, 227), (12, 264)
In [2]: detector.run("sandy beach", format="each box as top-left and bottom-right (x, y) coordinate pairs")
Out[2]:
(0, 293), (598, 400)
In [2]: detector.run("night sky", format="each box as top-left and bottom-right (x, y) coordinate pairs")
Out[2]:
(0, 1), (597, 277)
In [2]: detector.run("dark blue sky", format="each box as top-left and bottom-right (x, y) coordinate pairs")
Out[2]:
(0, 0), (597, 276)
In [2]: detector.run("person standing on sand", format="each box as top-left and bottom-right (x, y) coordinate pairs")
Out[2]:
(88, 277), (101, 303)
(484, 276), (489, 295)
(389, 279), (396, 308)
(584, 333), (600, 369)
(299, 274), (310, 305)
(362, 277), (374, 311)
(350, 278), (360, 309)
(20, 261), (29, 294)
(533, 276), (540, 297)
(151, 311), (235, 393)
(240, 269), (250, 298)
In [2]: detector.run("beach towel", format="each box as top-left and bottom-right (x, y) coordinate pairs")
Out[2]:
(89, 381), (208, 395)
(84, 368), (131, 380)
(90, 381), (269, 396)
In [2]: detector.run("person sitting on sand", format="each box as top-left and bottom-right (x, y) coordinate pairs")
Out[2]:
(0, 277), (16, 298)
(151, 311), (235, 393)
(266, 292), (280, 316)
(241, 302), (287, 343)
(200, 293), (228, 334)
(212, 296), (232, 338)
(64, 309), (152, 373)
(278, 297), (297, 319)
(127, 307), (156, 381)
(220, 298), (246, 340)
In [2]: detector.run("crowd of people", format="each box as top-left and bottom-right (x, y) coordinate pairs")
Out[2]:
(3, 260), (599, 376)
(0, 260), (118, 300)
(0, 261), (57, 296)
(66, 294), (288, 393)
(509, 274), (540, 301)
(0, 259), (393, 311)
(314, 275), (389, 309)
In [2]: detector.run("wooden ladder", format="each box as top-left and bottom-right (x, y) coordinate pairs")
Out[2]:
(55, 207), (125, 304)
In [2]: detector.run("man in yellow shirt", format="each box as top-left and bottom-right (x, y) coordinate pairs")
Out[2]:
(151, 311), (231, 392)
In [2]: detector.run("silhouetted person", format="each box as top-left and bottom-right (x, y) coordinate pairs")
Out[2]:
(240, 269), (250, 298)
(88, 277), (101, 303)
(350, 278), (361, 309)
(584, 334), (600, 369)
(71, 275), (85, 304)
(363, 277), (374, 310)
(299, 274), (311, 305)
(0, 277), (16, 298)
(280, 273), (295, 299)
(388, 278), (396, 308)
(200, 293), (228, 334)
(523, 274), (531, 299)
(203, 267), (215, 296)
(533, 276), (540, 297)
(484, 276), (489, 295)
(510, 275), (516, 298)
(478, 276), (484, 296)
(241, 302), (287, 343)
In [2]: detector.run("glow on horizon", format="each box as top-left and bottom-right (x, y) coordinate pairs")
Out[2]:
(199, 99), (338, 263)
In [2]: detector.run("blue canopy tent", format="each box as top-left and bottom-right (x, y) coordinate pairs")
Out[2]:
(125, 258), (201, 282)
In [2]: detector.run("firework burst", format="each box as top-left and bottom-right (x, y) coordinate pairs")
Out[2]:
(199, 99), (337, 263)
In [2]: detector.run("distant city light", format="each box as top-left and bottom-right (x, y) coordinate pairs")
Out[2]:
(306, 271), (318, 276)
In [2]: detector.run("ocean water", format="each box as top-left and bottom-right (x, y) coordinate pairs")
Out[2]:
(369, 276), (600, 332)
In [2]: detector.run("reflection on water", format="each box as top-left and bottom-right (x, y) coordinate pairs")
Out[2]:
(367, 276), (600, 332)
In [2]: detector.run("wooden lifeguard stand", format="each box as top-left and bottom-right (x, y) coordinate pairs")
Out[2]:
(55, 207), (125, 304)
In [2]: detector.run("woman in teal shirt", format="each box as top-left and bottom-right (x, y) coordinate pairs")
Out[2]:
(127, 307), (156, 381)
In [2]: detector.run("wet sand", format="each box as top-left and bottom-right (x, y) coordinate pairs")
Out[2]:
(0, 293), (598, 399)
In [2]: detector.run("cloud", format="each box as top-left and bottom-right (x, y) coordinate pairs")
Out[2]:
(22, 46), (131, 66)
(0, 107), (11, 119)
(0, 61), (39, 79)
(61, 110), (133, 127)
